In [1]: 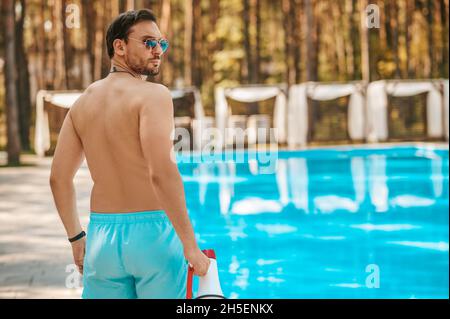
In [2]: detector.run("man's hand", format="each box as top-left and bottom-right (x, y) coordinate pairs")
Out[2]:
(71, 237), (86, 274)
(184, 246), (211, 276)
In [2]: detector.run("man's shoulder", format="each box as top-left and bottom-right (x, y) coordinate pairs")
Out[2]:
(84, 79), (105, 95)
(74, 80), (103, 104)
(139, 81), (171, 97)
(137, 82), (173, 109)
(69, 79), (105, 114)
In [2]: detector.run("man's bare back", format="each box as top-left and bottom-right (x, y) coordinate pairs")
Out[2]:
(50, 11), (210, 289)
(70, 75), (167, 213)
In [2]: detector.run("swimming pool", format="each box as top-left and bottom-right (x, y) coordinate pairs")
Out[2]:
(177, 144), (449, 299)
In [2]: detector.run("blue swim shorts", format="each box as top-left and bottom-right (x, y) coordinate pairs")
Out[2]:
(81, 210), (188, 299)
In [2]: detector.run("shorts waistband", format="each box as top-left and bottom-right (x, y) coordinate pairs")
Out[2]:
(89, 210), (168, 224)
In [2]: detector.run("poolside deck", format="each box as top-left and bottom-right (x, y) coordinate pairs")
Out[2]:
(0, 154), (91, 299)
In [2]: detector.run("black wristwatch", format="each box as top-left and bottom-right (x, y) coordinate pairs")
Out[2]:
(68, 230), (86, 243)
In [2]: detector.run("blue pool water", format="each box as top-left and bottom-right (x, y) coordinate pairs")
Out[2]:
(177, 145), (449, 298)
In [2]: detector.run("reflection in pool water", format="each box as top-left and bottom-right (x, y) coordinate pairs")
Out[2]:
(177, 145), (449, 298)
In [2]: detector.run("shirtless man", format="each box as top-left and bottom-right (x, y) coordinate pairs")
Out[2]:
(49, 9), (210, 299)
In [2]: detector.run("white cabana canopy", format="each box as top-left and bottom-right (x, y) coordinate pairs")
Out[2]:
(215, 85), (287, 148)
(287, 81), (367, 148)
(34, 90), (82, 157)
(170, 87), (206, 150)
(34, 87), (206, 156)
(170, 86), (205, 120)
(366, 79), (449, 141)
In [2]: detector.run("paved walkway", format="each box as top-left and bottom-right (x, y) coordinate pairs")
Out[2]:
(0, 153), (92, 298)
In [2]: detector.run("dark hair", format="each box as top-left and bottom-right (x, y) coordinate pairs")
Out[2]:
(106, 9), (157, 58)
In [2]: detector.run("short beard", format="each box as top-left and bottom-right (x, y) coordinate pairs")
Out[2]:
(126, 56), (159, 76)
(136, 65), (159, 77)
(147, 68), (160, 76)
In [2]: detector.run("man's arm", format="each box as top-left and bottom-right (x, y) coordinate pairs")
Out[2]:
(139, 85), (197, 250)
(139, 84), (210, 276)
(49, 108), (85, 239)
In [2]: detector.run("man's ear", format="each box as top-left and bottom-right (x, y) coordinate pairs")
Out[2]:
(113, 38), (126, 57)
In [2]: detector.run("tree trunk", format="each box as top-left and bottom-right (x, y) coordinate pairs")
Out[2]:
(283, 0), (301, 85)
(391, 0), (400, 78)
(184, 0), (193, 86)
(203, 0), (221, 106)
(39, 2), (48, 88)
(360, 0), (370, 82)
(207, 0), (220, 83)
(405, 0), (413, 77)
(332, 2), (347, 80)
(254, 0), (261, 83)
(119, 0), (126, 13)
(2, 0), (22, 164)
(134, 0), (144, 9)
(282, 0), (292, 86)
(378, 0), (387, 52)
(53, 0), (66, 89)
(243, 0), (253, 83)
(324, 2), (338, 79)
(101, 0), (112, 78)
(159, 0), (170, 36)
(32, 2), (45, 90)
(119, 0), (134, 12)
(427, 0), (436, 77)
(350, 0), (360, 78)
(192, 0), (202, 87)
(422, 0), (434, 77)
(82, 0), (95, 87)
(15, 0), (32, 151)
(47, 2), (57, 90)
(94, 0), (106, 80)
(304, 0), (317, 81)
(62, 0), (73, 88)
(384, 0), (392, 52)
(143, 0), (160, 16)
(345, 0), (355, 79)
(314, 0), (321, 81)
(158, 0), (172, 84)
(293, 0), (301, 83)
(440, 0), (449, 77)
